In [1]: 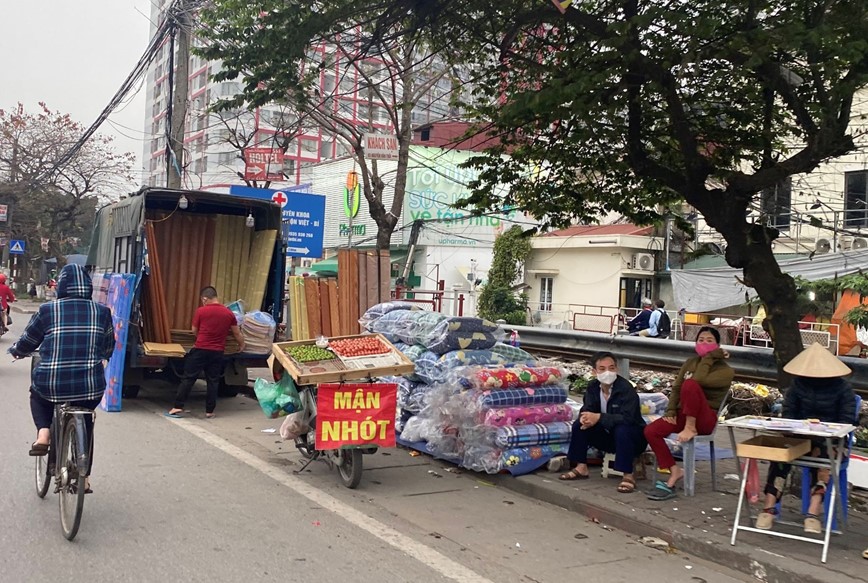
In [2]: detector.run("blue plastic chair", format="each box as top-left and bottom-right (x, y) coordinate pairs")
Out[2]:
(799, 394), (862, 530)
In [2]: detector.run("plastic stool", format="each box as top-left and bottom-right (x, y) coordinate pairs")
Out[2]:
(601, 453), (624, 478)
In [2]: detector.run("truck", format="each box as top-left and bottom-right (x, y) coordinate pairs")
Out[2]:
(86, 187), (285, 401)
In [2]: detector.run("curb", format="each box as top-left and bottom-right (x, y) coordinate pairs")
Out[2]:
(489, 473), (854, 583)
(10, 305), (37, 315)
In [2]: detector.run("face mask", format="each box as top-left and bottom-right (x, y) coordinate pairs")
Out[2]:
(695, 342), (719, 357)
(596, 371), (617, 385)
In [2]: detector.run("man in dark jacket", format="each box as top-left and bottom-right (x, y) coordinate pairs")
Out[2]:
(627, 298), (654, 334)
(558, 351), (647, 493)
(9, 264), (115, 477)
(755, 343), (857, 534)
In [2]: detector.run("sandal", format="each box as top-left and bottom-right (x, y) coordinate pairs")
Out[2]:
(205, 413), (216, 419)
(559, 468), (589, 481)
(646, 480), (677, 501)
(29, 442), (49, 456)
(617, 477), (636, 493)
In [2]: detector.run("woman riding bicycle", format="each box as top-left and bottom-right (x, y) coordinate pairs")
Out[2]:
(8, 264), (114, 490)
(0, 273), (15, 333)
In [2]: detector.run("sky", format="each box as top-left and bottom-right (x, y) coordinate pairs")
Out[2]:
(0, 1), (154, 185)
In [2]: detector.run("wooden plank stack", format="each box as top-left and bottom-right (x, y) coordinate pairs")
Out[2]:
(287, 249), (391, 341)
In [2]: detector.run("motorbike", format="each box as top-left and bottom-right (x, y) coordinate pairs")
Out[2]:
(293, 383), (376, 489)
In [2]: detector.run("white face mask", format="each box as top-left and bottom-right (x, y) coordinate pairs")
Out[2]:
(596, 371), (617, 386)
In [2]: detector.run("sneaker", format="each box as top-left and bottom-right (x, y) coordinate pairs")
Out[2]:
(804, 516), (822, 534)
(755, 512), (775, 530)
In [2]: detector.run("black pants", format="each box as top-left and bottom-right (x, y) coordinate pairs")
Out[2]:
(567, 422), (647, 473)
(173, 348), (224, 413)
(30, 390), (101, 475)
(764, 442), (829, 502)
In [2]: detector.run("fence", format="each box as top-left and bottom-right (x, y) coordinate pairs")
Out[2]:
(393, 287), (465, 317)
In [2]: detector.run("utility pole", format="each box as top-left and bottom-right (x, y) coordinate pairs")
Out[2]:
(166, 1), (190, 189)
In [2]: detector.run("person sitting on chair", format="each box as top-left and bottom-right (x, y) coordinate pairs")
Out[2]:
(627, 298), (654, 334)
(558, 351), (647, 493)
(755, 342), (856, 534)
(644, 327), (733, 500)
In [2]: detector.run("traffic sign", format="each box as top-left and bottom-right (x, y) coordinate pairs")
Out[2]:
(9, 239), (25, 255)
(229, 186), (326, 259)
(244, 148), (285, 182)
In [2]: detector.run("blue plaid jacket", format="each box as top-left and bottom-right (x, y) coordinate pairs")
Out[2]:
(9, 265), (115, 402)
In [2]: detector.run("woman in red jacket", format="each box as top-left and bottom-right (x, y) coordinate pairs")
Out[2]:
(0, 273), (15, 333)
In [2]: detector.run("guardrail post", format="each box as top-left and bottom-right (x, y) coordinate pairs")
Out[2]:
(457, 294), (465, 316)
(618, 357), (630, 379)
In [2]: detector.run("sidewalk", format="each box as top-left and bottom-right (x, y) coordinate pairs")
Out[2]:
(158, 375), (867, 583)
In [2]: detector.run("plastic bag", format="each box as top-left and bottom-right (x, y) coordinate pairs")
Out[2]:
(279, 411), (309, 440)
(226, 300), (246, 325)
(360, 301), (420, 330)
(743, 459), (761, 504)
(253, 375), (301, 418)
(490, 342), (535, 364)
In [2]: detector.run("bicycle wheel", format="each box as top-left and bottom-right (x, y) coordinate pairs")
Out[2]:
(35, 451), (51, 499)
(58, 418), (86, 541)
(338, 449), (363, 489)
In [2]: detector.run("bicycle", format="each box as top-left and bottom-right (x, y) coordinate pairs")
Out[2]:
(30, 358), (94, 541)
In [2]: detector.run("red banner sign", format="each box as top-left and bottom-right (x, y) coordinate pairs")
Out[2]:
(315, 383), (397, 450)
(244, 147), (285, 181)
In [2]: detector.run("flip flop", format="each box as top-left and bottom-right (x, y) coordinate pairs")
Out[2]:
(863, 548), (868, 560)
(29, 442), (49, 456)
(646, 480), (677, 501)
(205, 413), (216, 419)
(164, 411), (183, 419)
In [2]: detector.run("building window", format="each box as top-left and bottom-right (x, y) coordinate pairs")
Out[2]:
(845, 171), (868, 227)
(760, 177), (791, 231)
(420, 128), (431, 141)
(539, 277), (553, 311)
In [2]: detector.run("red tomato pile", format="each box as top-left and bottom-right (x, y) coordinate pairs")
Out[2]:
(329, 337), (390, 357)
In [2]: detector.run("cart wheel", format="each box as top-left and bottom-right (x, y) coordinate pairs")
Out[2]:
(122, 385), (141, 399)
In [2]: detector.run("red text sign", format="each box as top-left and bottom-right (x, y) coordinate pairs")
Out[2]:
(244, 147), (285, 181)
(316, 383), (397, 450)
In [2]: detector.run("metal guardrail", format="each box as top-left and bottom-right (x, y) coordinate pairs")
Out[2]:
(506, 325), (868, 391)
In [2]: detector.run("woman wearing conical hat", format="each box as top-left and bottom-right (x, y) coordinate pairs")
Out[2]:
(755, 343), (857, 534)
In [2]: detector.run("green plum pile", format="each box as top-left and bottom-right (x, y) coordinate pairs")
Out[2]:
(286, 344), (335, 363)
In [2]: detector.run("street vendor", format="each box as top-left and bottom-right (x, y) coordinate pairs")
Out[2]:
(558, 352), (646, 493)
(754, 342), (856, 533)
(644, 326), (734, 500)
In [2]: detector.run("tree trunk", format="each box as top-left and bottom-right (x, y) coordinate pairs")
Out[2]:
(721, 220), (803, 383)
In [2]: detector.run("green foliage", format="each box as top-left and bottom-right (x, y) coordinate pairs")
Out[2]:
(478, 226), (532, 324)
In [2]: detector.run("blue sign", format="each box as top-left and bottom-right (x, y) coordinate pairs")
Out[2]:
(228, 186), (325, 258)
(9, 239), (25, 255)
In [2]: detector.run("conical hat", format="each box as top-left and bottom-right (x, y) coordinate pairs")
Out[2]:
(783, 342), (852, 378)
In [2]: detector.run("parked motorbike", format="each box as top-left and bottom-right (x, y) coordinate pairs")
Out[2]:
(293, 384), (375, 489)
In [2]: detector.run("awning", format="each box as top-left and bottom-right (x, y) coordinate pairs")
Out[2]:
(309, 249), (408, 273)
(671, 249), (868, 312)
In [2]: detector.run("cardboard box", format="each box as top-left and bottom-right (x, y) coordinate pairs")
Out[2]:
(736, 435), (812, 462)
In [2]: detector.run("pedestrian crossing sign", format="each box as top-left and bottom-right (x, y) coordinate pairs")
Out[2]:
(9, 239), (25, 255)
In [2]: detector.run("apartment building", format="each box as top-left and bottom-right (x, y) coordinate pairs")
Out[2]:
(142, 1), (459, 189)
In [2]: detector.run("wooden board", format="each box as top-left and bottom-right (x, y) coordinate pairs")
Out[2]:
(365, 251), (378, 309)
(304, 276), (322, 339)
(271, 333), (415, 385)
(378, 250), (390, 304)
(319, 279), (332, 336)
(327, 279), (339, 337)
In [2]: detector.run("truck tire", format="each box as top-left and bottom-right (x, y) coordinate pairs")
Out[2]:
(217, 378), (240, 398)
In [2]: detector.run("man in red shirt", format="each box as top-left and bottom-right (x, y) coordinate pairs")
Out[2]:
(0, 273), (15, 333)
(167, 286), (245, 418)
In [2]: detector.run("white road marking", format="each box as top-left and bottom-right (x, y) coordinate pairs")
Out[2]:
(167, 418), (495, 583)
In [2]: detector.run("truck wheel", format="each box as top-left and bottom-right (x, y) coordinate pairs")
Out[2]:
(217, 380), (240, 398)
(122, 385), (141, 399)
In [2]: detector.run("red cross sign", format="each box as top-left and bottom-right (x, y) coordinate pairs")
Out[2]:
(271, 191), (288, 208)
